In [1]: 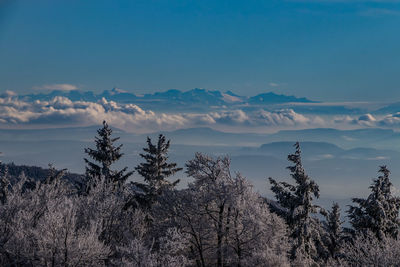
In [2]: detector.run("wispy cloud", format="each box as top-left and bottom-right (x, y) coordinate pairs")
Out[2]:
(358, 8), (400, 17)
(0, 90), (16, 97)
(289, 0), (400, 3)
(33, 84), (79, 91)
(290, 1), (400, 18)
(269, 82), (279, 87)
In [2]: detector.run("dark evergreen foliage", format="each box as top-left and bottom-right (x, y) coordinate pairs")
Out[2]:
(321, 202), (345, 260)
(269, 142), (320, 260)
(0, 164), (9, 204)
(84, 121), (133, 191)
(135, 134), (182, 195)
(347, 165), (400, 239)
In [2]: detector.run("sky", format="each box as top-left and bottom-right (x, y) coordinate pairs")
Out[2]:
(1, 0), (400, 101)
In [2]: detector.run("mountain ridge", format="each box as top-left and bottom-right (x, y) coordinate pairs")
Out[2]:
(23, 88), (316, 106)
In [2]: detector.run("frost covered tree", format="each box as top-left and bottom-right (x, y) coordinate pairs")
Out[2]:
(342, 231), (400, 266)
(118, 228), (190, 267)
(0, 170), (110, 266)
(348, 165), (400, 239)
(225, 174), (289, 267)
(80, 177), (190, 267)
(44, 163), (67, 185)
(155, 153), (289, 267)
(33, 197), (110, 266)
(185, 153), (236, 267)
(135, 134), (182, 200)
(78, 176), (140, 252)
(84, 121), (133, 191)
(268, 142), (320, 262)
(154, 188), (210, 266)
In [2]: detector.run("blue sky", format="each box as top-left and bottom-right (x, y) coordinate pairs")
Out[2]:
(1, 0), (400, 101)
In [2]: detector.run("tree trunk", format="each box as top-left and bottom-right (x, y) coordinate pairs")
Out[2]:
(217, 204), (225, 267)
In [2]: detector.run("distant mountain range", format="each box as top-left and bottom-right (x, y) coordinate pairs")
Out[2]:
(1, 125), (399, 150)
(5, 87), (400, 116)
(20, 88), (391, 114)
(22, 88), (316, 110)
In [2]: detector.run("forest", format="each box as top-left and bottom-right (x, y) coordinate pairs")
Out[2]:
(1, 121), (400, 267)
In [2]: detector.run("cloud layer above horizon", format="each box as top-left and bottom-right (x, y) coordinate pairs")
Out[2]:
(1, 92), (400, 133)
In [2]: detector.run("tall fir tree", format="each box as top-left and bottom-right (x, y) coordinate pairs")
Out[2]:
(84, 121), (133, 191)
(348, 165), (400, 239)
(269, 142), (320, 261)
(135, 134), (182, 196)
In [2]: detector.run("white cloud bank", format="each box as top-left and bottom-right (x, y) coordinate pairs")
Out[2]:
(4, 93), (400, 133)
(0, 94), (330, 133)
(332, 113), (400, 129)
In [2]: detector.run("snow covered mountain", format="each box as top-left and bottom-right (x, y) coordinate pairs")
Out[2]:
(24, 88), (315, 108)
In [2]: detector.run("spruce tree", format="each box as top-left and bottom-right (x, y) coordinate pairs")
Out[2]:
(269, 142), (320, 260)
(321, 202), (344, 260)
(84, 121), (133, 191)
(0, 164), (10, 204)
(348, 165), (400, 239)
(135, 134), (182, 196)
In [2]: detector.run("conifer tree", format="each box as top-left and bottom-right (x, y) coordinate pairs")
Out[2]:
(269, 142), (320, 261)
(84, 121), (133, 191)
(135, 134), (182, 196)
(348, 165), (400, 239)
(321, 202), (344, 260)
(0, 164), (10, 205)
